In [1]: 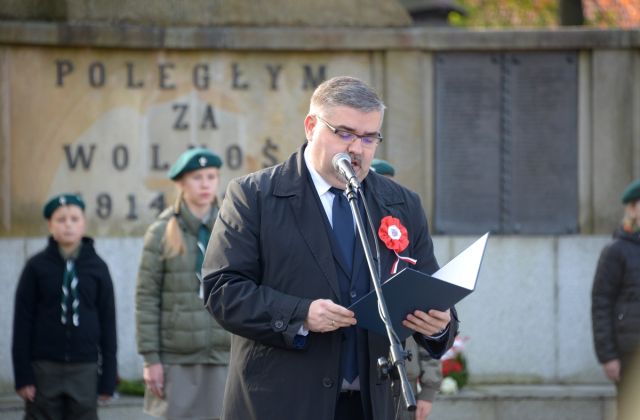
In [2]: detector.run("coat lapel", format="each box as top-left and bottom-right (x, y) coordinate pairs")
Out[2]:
(359, 174), (406, 282)
(274, 145), (342, 300)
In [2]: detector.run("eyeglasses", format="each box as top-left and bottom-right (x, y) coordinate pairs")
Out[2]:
(315, 115), (383, 148)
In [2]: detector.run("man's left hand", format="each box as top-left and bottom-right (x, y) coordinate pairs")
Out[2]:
(98, 394), (112, 405)
(415, 400), (433, 420)
(403, 308), (450, 336)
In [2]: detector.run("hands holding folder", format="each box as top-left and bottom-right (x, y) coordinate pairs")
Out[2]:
(403, 308), (452, 338)
(305, 233), (487, 340)
(303, 295), (452, 337)
(349, 233), (488, 341)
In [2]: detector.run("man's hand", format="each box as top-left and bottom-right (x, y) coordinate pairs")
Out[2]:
(603, 359), (621, 382)
(16, 385), (36, 402)
(415, 400), (433, 419)
(144, 363), (165, 398)
(304, 299), (357, 333)
(98, 394), (112, 404)
(403, 309), (451, 337)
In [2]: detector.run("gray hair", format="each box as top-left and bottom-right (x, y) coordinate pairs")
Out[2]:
(310, 76), (386, 115)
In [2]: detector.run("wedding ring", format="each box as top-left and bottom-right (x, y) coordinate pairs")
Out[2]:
(331, 320), (336, 327)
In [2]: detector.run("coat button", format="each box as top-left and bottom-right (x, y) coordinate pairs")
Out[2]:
(322, 377), (334, 388)
(618, 313), (624, 320)
(274, 320), (284, 329)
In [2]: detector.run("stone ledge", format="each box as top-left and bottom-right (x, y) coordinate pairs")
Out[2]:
(436, 384), (616, 400)
(0, 393), (146, 411)
(430, 384), (616, 420)
(0, 385), (616, 411)
(0, 386), (617, 420)
(0, 0), (412, 28)
(0, 394), (154, 420)
(0, 21), (639, 51)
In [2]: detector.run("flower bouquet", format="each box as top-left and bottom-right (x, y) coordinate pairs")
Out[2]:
(440, 336), (469, 394)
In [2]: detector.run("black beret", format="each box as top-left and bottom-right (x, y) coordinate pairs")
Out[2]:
(167, 148), (223, 180)
(43, 194), (85, 219)
(621, 178), (640, 204)
(370, 158), (395, 177)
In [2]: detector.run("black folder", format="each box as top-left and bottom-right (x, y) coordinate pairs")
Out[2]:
(348, 233), (488, 341)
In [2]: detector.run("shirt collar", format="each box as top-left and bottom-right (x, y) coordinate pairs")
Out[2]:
(303, 145), (333, 197)
(58, 242), (82, 260)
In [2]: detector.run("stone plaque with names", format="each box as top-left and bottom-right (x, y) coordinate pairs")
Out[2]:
(434, 53), (502, 234)
(434, 51), (578, 234)
(507, 51), (578, 234)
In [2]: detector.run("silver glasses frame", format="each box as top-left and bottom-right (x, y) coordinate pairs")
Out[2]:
(315, 115), (383, 147)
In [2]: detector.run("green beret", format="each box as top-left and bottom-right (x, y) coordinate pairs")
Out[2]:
(167, 148), (223, 180)
(621, 178), (640, 204)
(370, 158), (395, 177)
(43, 193), (85, 219)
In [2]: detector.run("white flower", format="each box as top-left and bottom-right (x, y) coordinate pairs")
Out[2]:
(440, 377), (459, 395)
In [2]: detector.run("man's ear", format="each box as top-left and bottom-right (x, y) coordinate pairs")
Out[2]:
(303, 114), (316, 141)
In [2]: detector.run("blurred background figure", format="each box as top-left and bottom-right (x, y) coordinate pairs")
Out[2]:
(135, 148), (230, 420)
(12, 193), (117, 419)
(370, 158), (396, 178)
(592, 178), (640, 420)
(371, 158), (443, 420)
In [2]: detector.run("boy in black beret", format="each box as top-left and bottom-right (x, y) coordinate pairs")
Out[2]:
(12, 193), (117, 420)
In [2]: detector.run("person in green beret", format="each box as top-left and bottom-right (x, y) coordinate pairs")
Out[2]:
(370, 158), (395, 177)
(371, 158), (442, 420)
(135, 147), (230, 420)
(592, 178), (640, 420)
(12, 193), (117, 419)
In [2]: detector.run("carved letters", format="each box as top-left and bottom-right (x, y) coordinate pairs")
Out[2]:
(45, 56), (329, 226)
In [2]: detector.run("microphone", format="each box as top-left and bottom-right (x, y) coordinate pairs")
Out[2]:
(332, 153), (361, 191)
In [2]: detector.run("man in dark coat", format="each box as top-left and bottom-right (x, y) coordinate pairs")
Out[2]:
(203, 76), (458, 420)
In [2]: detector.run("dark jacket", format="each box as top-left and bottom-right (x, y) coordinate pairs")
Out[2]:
(12, 237), (117, 395)
(203, 145), (457, 420)
(592, 228), (640, 366)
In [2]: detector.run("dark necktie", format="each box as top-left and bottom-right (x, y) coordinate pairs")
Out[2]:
(330, 187), (355, 271)
(330, 187), (358, 383)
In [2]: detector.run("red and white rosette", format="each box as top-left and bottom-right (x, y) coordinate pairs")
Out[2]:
(378, 215), (417, 274)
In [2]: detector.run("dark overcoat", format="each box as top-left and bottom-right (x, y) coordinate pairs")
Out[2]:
(203, 145), (457, 420)
(592, 228), (640, 369)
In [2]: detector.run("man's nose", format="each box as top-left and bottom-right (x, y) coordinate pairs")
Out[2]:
(346, 137), (364, 154)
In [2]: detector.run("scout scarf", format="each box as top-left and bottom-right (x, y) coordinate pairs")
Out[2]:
(61, 259), (80, 326)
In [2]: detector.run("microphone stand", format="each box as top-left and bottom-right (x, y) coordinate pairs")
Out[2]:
(344, 183), (416, 413)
